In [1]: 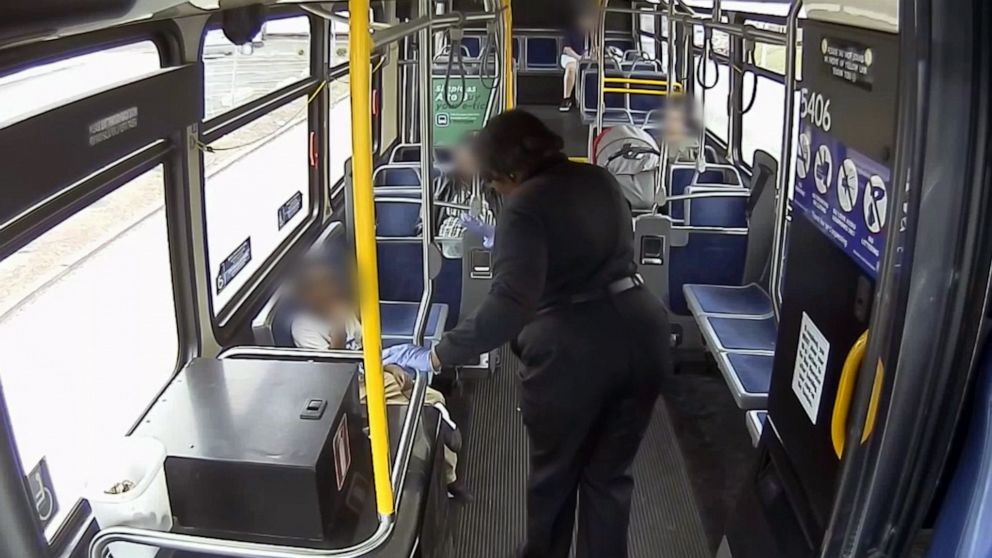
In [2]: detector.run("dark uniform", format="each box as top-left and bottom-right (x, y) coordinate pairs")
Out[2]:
(434, 156), (670, 558)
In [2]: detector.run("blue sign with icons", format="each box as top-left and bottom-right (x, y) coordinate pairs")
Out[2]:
(794, 121), (889, 278)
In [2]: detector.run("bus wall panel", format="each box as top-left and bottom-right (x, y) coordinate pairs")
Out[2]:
(0, 64), (200, 226)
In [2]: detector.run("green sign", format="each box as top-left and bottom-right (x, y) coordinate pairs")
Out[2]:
(432, 75), (495, 146)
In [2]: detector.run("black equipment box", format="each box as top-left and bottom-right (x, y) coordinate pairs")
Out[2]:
(134, 358), (375, 547)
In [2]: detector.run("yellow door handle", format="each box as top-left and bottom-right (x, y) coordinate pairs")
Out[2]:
(831, 330), (885, 458)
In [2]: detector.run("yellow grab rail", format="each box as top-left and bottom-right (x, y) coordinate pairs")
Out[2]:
(348, 0), (394, 516)
(502, 0), (514, 109)
(602, 87), (678, 96)
(603, 76), (684, 92)
(830, 330), (884, 458)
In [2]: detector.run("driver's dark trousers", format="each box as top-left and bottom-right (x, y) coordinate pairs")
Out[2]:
(513, 285), (670, 558)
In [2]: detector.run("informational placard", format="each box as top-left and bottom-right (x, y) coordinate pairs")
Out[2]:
(792, 312), (830, 424)
(277, 191), (303, 230)
(432, 75), (496, 146)
(820, 37), (874, 90)
(333, 415), (351, 491)
(27, 458), (59, 529)
(217, 237), (252, 294)
(794, 121), (890, 278)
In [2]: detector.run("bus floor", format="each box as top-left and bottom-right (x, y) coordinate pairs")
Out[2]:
(518, 104), (588, 159)
(440, 345), (711, 557)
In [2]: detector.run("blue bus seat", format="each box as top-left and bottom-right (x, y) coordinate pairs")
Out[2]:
(374, 166), (422, 187)
(462, 35), (484, 58)
(667, 186), (748, 315)
(380, 301), (448, 340)
(525, 36), (559, 69)
(745, 410), (767, 447)
(668, 164), (743, 220)
(684, 283), (773, 317)
(388, 144), (454, 168)
(714, 352), (773, 409)
(390, 145), (421, 164)
(579, 65), (672, 124)
(377, 240), (462, 329)
(375, 200), (420, 237)
(702, 315), (777, 353)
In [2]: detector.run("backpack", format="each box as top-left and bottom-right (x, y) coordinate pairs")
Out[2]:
(593, 125), (662, 211)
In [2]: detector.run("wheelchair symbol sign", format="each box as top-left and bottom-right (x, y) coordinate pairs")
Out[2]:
(27, 458), (59, 528)
(863, 175), (887, 234)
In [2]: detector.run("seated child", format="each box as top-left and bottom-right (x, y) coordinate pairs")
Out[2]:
(289, 255), (462, 492)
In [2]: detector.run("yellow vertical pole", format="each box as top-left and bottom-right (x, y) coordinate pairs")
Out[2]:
(502, 0), (514, 109)
(348, 0), (394, 516)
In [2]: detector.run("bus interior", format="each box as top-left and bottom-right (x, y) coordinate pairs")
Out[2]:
(0, 0), (991, 557)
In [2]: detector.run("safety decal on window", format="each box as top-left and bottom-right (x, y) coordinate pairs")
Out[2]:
(216, 237), (252, 294)
(277, 191), (303, 230)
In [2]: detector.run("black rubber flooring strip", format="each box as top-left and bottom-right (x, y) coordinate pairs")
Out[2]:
(447, 345), (709, 558)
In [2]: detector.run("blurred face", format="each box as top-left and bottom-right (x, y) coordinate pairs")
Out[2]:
(663, 103), (689, 145)
(452, 142), (479, 181)
(297, 266), (349, 318)
(578, 11), (598, 33)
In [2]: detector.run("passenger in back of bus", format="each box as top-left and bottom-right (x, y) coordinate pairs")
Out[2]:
(288, 256), (464, 495)
(559, 7), (598, 112)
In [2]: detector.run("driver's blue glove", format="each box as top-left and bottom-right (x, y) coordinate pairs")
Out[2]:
(383, 343), (437, 374)
(460, 213), (495, 249)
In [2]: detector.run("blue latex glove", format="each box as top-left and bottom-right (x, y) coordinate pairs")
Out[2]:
(383, 343), (436, 374)
(460, 213), (495, 249)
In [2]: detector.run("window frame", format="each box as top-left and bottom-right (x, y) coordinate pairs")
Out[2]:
(0, 22), (194, 556)
(198, 8), (327, 337)
(733, 12), (795, 171)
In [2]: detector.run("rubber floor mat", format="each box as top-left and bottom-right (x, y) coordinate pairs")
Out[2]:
(445, 346), (709, 558)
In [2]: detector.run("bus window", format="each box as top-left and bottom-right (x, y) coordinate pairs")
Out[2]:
(0, 165), (177, 539)
(330, 19), (349, 67)
(746, 21), (803, 77)
(698, 56), (731, 143)
(741, 75), (799, 165)
(0, 41), (160, 127)
(328, 79), (352, 185)
(204, 96), (311, 313)
(203, 14), (312, 120)
(638, 12), (657, 56)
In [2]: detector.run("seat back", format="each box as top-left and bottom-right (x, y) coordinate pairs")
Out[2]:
(377, 239), (463, 328)
(374, 165), (422, 187)
(525, 36), (559, 69)
(742, 150), (779, 286)
(605, 38), (635, 53)
(668, 187), (749, 315)
(390, 144), (421, 164)
(668, 163), (743, 220)
(375, 200), (420, 237)
(462, 35), (484, 58)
